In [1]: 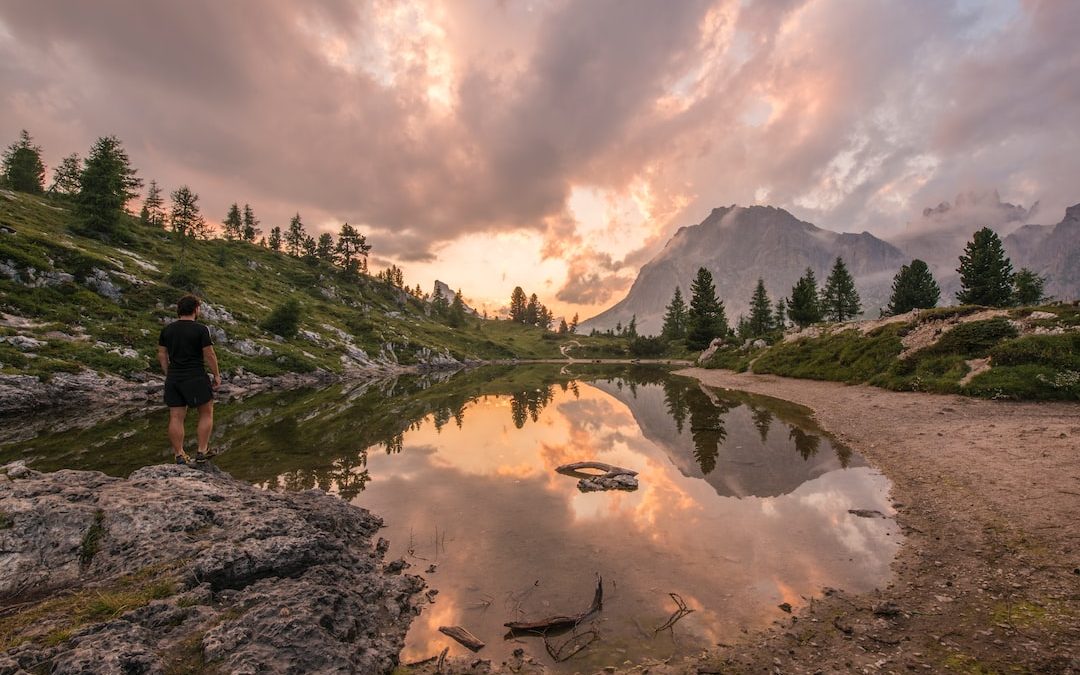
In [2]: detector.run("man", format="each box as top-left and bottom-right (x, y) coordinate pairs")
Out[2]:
(157, 294), (221, 464)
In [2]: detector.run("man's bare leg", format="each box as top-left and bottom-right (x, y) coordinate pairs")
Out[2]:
(168, 406), (187, 457)
(196, 401), (214, 454)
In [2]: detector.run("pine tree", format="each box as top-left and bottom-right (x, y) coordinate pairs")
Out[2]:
(169, 186), (205, 262)
(569, 313), (579, 334)
(285, 213), (305, 256)
(662, 286), (687, 339)
(268, 226), (283, 251)
(820, 258), (861, 322)
(1012, 268), (1046, 306)
(788, 267), (822, 328)
(334, 223), (367, 272)
(316, 232), (335, 262)
(141, 180), (165, 227)
(774, 297), (787, 330)
(301, 235), (319, 265)
(448, 289), (467, 327)
(48, 153), (82, 196)
(241, 204), (260, 242)
(1, 130), (46, 193)
(956, 228), (1014, 306)
(686, 267), (728, 350)
(747, 278), (774, 337)
(75, 135), (142, 239)
(886, 259), (940, 314)
(558, 318), (569, 334)
(524, 294), (540, 326)
(510, 287), (528, 323)
(625, 315), (638, 338)
(223, 203), (243, 240)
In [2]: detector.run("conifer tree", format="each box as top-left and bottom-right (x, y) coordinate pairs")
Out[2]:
(774, 297), (787, 330)
(448, 289), (467, 327)
(48, 153), (82, 196)
(569, 313), (579, 333)
(1012, 268), (1046, 306)
(285, 213), (305, 256)
(686, 267), (728, 350)
(626, 315), (638, 338)
(241, 204), (260, 242)
(510, 287), (528, 323)
(820, 258), (861, 322)
(662, 286), (687, 339)
(1, 130), (45, 193)
(316, 232), (335, 262)
(956, 228), (1014, 306)
(524, 294), (540, 326)
(268, 226), (283, 251)
(75, 135), (142, 239)
(558, 318), (569, 334)
(334, 223), (370, 273)
(788, 267), (822, 328)
(223, 203), (243, 240)
(747, 278), (774, 337)
(141, 180), (165, 227)
(886, 259), (940, 314)
(302, 235), (319, 264)
(169, 185), (205, 262)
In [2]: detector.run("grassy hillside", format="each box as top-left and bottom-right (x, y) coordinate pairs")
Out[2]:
(0, 190), (627, 381)
(703, 305), (1080, 400)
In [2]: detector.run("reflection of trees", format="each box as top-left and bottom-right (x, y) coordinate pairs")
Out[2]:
(509, 387), (555, 429)
(384, 432), (404, 454)
(663, 381), (689, 435)
(751, 407), (773, 443)
(788, 426), (821, 460)
(329, 449), (371, 501)
(688, 393), (727, 475)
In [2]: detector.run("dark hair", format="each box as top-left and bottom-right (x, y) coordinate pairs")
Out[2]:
(176, 294), (201, 317)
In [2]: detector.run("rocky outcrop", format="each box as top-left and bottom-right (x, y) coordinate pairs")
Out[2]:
(0, 462), (424, 674)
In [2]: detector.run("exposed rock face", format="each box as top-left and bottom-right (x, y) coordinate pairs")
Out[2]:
(1003, 204), (1080, 303)
(582, 205), (906, 334)
(432, 280), (478, 315)
(0, 462), (424, 674)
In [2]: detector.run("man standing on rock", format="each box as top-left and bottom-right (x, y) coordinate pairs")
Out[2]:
(157, 294), (221, 464)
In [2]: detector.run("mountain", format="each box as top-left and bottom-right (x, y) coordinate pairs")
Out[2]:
(432, 280), (478, 315)
(1003, 204), (1080, 302)
(582, 199), (1080, 336)
(581, 205), (906, 335)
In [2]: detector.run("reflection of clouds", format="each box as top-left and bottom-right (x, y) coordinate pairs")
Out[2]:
(353, 380), (898, 668)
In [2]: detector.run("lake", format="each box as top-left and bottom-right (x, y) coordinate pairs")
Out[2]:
(0, 365), (899, 670)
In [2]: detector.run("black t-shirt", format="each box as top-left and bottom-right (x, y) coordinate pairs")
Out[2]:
(158, 320), (212, 378)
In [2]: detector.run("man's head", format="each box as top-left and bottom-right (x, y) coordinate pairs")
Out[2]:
(176, 294), (201, 318)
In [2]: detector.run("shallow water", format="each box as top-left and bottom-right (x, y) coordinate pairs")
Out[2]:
(0, 365), (899, 670)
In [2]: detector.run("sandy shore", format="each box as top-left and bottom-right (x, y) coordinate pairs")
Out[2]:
(676, 368), (1080, 674)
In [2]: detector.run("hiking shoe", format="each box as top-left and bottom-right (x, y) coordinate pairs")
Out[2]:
(175, 452), (192, 465)
(194, 449), (218, 463)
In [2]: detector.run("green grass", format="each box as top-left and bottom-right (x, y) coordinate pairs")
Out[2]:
(722, 307), (1079, 400)
(752, 325), (904, 383)
(79, 509), (105, 566)
(0, 191), (654, 379)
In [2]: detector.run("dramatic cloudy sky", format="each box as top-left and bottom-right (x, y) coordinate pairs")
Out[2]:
(1, 0), (1077, 318)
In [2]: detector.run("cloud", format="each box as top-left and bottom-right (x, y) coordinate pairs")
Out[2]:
(2, 0), (1078, 317)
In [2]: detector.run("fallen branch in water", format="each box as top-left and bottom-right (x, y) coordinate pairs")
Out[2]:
(655, 593), (695, 634)
(438, 625), (485, 652)
(504, 576), (603, 634)
(544, 629), (599, 662)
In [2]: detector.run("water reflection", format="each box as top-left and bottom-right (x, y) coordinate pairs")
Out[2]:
(0, 366), (898, 671)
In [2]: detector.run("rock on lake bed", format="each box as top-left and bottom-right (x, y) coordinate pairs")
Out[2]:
(0, 461), (424, 674)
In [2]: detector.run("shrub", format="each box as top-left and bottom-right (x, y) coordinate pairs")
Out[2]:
(628, 335), (667, 357)
(963, 364), (1080, 401)
(261, 297), (302, 339)
(925, 317), (1018, 358)
(990, 334), (1080, 370)
(165, 265), (201, 292)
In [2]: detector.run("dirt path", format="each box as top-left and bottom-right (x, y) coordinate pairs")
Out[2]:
(676, 368), (1080, 674)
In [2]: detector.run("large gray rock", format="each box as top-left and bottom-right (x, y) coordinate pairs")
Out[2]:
(0, 462), (424, 674)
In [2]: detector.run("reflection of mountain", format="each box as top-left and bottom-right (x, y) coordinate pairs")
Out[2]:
(591, 379), (864, 498)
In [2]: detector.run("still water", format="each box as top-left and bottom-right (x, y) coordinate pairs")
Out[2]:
(0, 365), (899, 670)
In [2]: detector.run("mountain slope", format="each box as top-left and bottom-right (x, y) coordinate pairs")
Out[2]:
(1003, 204), (1080, 302)
(581, 205), (906, 335)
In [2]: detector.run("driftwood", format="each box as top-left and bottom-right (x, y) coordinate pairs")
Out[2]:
(438, 625), (485, 652)
(556, 462), (639, 492)
(504, 577), (603, 634)
(654, 593), (695, 634)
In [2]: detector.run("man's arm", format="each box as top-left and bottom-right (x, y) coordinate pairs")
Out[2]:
(157, 346), (169, 376)
(203, 345), (221, 390)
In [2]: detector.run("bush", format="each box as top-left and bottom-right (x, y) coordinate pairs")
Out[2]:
(165, 265), (201, 292)
(628, 335), (667, 357)
(963, 364), (1080, 401)
(752, 326), (903, 383)
(990, 334), (1080, 370)
(924, 317), (1018, 358)
(261, 297), (302, 339)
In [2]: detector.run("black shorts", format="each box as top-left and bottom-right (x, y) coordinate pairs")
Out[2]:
(164, 374), (214, 408)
